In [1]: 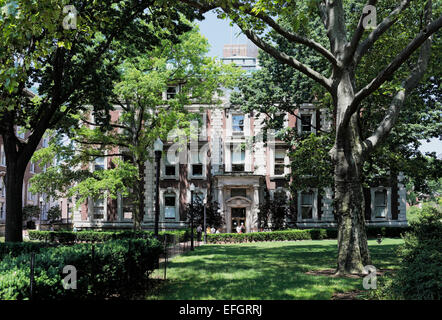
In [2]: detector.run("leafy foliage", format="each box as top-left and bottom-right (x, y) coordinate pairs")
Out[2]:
(371, 204), (442, 299)
(22, 205), (40, 221)
(184, 194), (223, 230)
(46, 205), (62, 223)
(258, 190), (292, 230)
(0, 238), (162, 300)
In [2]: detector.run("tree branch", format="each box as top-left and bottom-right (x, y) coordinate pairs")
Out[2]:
(353, 0), (412, 66)
(225, 1), (338, 66)
(362, 0), (434, 155)
(343, 13), (442, 128)
(345, 0), (378, 64)
(241, 28), (333, 92)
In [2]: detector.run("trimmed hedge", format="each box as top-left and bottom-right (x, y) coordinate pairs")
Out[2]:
(28, 230), (155, 244)
(28, 229), (194, 244)
(206, 227), (409, 244)
(206, 229), (321, 243)
(0, 238), (162, 300)
(0, 242), (56, 260)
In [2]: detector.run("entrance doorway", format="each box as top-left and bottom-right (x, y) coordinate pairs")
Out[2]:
(231, 207), (246, 233)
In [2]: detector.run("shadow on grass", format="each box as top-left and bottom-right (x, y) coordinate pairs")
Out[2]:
(149, 240), (403, 300)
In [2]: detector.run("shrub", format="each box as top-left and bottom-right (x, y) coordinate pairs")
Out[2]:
(0, 238), (162, 300)
(28, 230), (155, 244)
(0, 242), (55, 260)
(372, 204), (442, 300)
(206, 229), (317, 244)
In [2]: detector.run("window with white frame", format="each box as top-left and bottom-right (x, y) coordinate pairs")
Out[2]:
(94, 157), (105, 171)
(274, 148), (286, 176)
(164, 193), (176, 219)
(300, 191), (314, 219)
(189, 146), (206, 178)
(300, 114), (312, 133)
(166, 86), (178, 100)
(30, 161), (35, 173)
(27, 183), (36, 202)
(231, 144), (245, 172)
(0, 145), (6, 166)
(191, 191), (204, 204)
(0, 179), (5, 198)
(122, 196), (133, 220)
(231, 188), (247, 198)
(163, 146), (179, 179)
(165, 158), (176, 177)
(42, 137), (49, 148)
(93, 198), (105, 220)
(0, 202), (4, 220)
(232, 114), (244, 133)
(374, 190), (387, 218)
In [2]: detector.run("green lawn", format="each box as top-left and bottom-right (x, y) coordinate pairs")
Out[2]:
(148, 238), (403, 300)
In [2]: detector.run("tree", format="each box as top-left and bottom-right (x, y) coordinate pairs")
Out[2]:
(30, 22), (241, 231)
(182, 0), (442, 274)
(46, 205), (62, 223)
(0, 0), (204, 242)
(258, 190), (292, 230)
(184, 194), (223, 230)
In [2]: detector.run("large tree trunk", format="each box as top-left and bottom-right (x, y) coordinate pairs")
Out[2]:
(3, 135), (27, 242)
(332, 70), (371, 274)
(133, 161), (145, 231)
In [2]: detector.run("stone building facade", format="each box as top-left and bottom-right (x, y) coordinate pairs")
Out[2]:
(71, 101), (408, 232)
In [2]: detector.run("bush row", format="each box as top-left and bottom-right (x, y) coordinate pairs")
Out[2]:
(28, 229), (195, 245)
(0, 238), (162, 300)
(206, 229), (323, 243)
(28, 230), (155, 244)
(206, 226), (410, 244)
(0, 242), (56, 260)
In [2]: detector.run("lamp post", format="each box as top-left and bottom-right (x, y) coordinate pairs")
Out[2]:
(203, 195), (207, 244)
(190, 183), (195, 251)
(154, 138), (163, 238)
(39, 196), (43, 231)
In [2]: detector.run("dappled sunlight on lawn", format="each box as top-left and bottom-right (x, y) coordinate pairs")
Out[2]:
(148, 239), (403, 300)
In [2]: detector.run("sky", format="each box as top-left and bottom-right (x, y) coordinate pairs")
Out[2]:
(196, 12), (442, 157)
(197, 10), (248, 58)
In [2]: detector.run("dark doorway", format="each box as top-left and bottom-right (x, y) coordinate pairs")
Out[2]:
(231, 207), (246, 232)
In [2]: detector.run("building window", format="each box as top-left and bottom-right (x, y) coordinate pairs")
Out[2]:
(93, 198), (105, 220)
(94, 157), (105, 171)
(274, 149), (286, 175)
(164, 194), (176, 219)
(189, 146), (205, 178)
(231, 188), (247, 198)
(231, 145), (245, 172)
(42, 137), (49, 148)
(166, 86), (178, 100)
(165, 163), (176, 176)
(191, 191), (204, 204)
(192, 164), (203, 176)
(300, 114), (312, 133)
(16, 126), (25, 139)
(232, 114), (244, 133)
(0, 179), (5, 198)
(300, 191), (314, 219)
(27, 183), (36, 202)
(30, 162), (35, 173)
(374, 190), (387, 218)
(0, 202), (4, 220)
(0, 145), (5, 166)
(122, 196), (133, 220)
